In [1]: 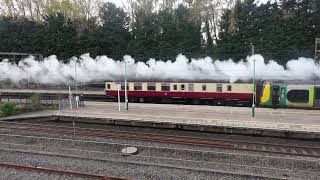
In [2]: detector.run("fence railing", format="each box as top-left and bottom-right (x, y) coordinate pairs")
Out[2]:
(59, 97), (85, 111)
(0, 95), (85, 112)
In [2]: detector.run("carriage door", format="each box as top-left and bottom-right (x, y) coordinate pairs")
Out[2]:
(315, 86), (320, 107)
(272, 85), (280, 107)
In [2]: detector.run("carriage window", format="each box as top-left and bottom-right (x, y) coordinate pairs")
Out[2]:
(227, 85), (232, 91)
(147, 84), (156, 90)
(161, 84), (170, 91)
(107, 84), (111, 89)
(181, 84), (185, 90)
(188, 84), (194, 91)
(121, 85), (129, 90)
(217, 84), (223, 92)
(202, 84), (206, 91)
(287, 90), (309, 103)
(173, 85), (177, 90)
(315, 88), (320, 100)
(134, 83), (142, 90)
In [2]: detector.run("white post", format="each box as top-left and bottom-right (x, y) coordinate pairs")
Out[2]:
(75, 95), (79, 108)
(73, 120), (76, 138)
(117, 84), (121, 111)
(252, 59), (256, 117)
(75, 61), (78, 93)
(251, 44), (255, 117)
(69, 86), (72, 110)
(124, 61), (128, 110)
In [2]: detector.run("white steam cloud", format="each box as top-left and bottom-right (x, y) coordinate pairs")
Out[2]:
(0, 53), (319, 84)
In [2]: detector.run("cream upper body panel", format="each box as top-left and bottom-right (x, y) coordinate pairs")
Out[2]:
(105, 82), (253, 93)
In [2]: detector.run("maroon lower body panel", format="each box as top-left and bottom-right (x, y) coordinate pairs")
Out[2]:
(106, 90), (252, 101)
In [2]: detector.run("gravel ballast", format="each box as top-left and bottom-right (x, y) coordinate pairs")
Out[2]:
(0, 120), (319, 179)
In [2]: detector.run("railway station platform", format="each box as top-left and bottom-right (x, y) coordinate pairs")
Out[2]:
(0, 89), (106, 101)
(1, 101), (320, 139)
(0, 89), (104, 95)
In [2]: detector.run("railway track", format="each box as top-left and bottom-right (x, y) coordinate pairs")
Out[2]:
(233, 140), (320, 157)
(1, 120), (320, 158)
(0, 147), (286, 180)
(0, 121), (233, 149)
(0, 162), (127, 180)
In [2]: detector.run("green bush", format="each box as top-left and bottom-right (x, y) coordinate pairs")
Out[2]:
(0, 102), (17, 116)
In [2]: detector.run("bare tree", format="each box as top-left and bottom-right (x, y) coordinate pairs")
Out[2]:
(159, 0), (178, 11)
(0, 0), (102, 21)
(75, 0), (102, 20)
(184, 0), (236, 45)
(0, 0), (18, 17)
(125, 0), (178, 29)
(32, 0), (47, 21)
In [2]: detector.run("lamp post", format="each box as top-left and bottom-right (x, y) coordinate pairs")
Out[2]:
(124, 60), (128, 111)
(251, 44), (255, 117)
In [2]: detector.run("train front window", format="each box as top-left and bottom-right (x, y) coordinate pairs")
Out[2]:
(107, 84), (111, 89)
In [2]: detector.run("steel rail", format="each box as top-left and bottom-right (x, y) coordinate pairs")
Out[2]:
(0, 163), (127, 180)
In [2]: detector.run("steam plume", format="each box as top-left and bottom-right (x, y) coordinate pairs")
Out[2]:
(0, 53), (319, 84)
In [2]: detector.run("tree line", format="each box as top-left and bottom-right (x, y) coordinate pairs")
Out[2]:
(0, 0), (319, 64)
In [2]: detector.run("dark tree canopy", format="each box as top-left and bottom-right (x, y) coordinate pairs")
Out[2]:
(216, 0), (320, 63)
(0, 0), (319, 63)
